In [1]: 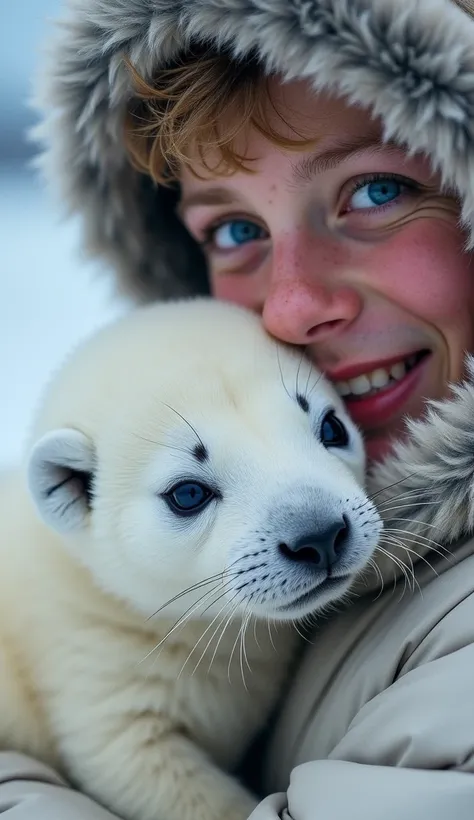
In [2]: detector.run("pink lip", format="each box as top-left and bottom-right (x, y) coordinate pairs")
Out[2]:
(326, 351), (422, 383)
(341, 352), (430, 431)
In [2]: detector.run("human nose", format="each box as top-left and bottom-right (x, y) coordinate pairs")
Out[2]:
(262, 233), (363, 346)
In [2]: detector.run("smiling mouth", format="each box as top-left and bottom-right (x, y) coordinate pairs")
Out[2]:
(333, 350), (429, 401)
(276, 576), (350, 612)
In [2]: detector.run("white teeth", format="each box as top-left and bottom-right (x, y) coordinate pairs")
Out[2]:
(370, 368), (390, 389)
(337, 381), (351, 397)
(390, 362), (406, 381)
(348, 375), (372, 396)
(335, 355), (417, 399)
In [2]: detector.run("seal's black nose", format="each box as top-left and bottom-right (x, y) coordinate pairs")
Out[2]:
(279, 515), (349, 570)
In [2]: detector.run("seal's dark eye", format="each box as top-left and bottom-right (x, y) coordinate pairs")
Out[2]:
(320, 410), (349, 448)
(164, 481), (214, 516)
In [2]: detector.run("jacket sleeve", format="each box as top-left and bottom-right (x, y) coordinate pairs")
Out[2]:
(0, 752), (121, 818)
(249, 626), (474, 819)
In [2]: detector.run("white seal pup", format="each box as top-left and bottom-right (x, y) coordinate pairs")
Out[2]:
(0, 298), (382, 820)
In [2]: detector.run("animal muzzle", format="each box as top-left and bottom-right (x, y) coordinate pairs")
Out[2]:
(226, 486), (381, 619)
(278, 515), (349, 572)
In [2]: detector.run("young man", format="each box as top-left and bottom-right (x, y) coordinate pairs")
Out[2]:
(3, 0), (474, 817)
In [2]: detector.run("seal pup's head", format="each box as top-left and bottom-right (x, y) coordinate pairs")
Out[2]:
(26, 299), (382, 622)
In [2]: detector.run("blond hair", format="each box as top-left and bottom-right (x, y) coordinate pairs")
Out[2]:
(124, 49), (314, 185)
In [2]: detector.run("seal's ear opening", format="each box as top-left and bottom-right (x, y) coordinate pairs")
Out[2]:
(27, 429), (96, 535)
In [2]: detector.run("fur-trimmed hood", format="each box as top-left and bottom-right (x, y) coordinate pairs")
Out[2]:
(367, 353), (474, 586)
(34, 0), (474, 302)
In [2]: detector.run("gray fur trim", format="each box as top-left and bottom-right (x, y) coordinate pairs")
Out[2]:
(33, 0), (474, 300)
(368, 354), (474, 582)
(455, 1), (474, 15)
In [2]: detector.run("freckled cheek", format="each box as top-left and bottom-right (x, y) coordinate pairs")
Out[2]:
(366, 223), (474, 330)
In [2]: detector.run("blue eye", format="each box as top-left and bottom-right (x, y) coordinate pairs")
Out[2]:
(320, 411), (349, 448)
(350, 178), (402, 210)
(164, 481), (214, 516)
(212, 220), (267, 250)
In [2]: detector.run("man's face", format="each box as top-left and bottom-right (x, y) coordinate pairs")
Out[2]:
(179, 77), (474, 462)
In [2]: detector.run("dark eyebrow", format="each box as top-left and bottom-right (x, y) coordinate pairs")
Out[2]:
(178, 187), (241, 215)
(193, 442), (209, 463)
(289, 137), (403, 186)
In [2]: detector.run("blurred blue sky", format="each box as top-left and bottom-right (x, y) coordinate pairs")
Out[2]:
(0, 3), (129, 469)
(0, 1), (60, 160)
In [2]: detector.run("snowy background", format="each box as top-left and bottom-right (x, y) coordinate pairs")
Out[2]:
(0, 2), (130, 470)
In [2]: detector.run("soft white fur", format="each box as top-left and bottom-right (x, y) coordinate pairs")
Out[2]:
(0, 298), (382, 820)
